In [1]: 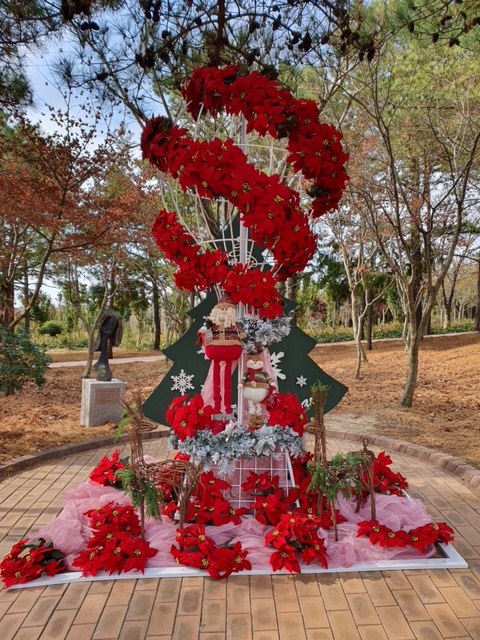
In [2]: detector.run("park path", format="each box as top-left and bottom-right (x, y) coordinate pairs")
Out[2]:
(49, 354), (167, 368)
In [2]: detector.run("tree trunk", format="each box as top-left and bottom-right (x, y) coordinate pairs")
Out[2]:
(0, 280), (15, 328)
(401, 329), (421, 407)
(152, 279), (161, 350)
(351, 291), (367, 379)
(444, 300), (453, 327)
(475, 259), (480, 332)
(424, 308), (432, 337)
(366, 288), (373, 351)
(23, 270), (30, 335)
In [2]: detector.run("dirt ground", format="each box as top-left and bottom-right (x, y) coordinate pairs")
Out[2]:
(0, 332), (479, 467)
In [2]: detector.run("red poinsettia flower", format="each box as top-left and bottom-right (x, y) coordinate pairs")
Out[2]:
(89, 449), (126, 487)
(120, 537), (158, 573)
(0, 538), (66, 588)
(166, 394), (214, 440)
(251, 491), (289, 526)
(356, 520), (390, 545)
(300, 533), (328, 568)
(171, 545), (210, 571)
(265, 527), (289, 549)
(208, 542), (251, 579)
(192, 496), (234, 527)
(72, 547), (105, 577)
(371, 452), (409, 495)
(97, 536), (129, 575)
(408, 522), (454, 553)
(197, 471), (231, 499)
(161, 500), (180, 520)
(227, 506), (250, 525)
(175, 525), (214, 553)
(223, 265), (284, 318)
(84, 502), (141, 535)
(241, 471), (280, 494)
(265, 392), (306, 435)
(432, 522), (454, 544)
(381, 529), (410, 549)
(270, 545), (301, 574)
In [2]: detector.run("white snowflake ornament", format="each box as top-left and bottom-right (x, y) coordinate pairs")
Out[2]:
(269, 351), (286, 380)
(170, 369), (195, 394)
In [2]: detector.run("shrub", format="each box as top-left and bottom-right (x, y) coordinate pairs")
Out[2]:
(0, 327), (51, 396)
(38, 321), (64, 337)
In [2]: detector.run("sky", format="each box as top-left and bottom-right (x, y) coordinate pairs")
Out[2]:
(23, 34), (143, 146)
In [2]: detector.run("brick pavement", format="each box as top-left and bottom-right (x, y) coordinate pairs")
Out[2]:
(1, 436), (480, 640)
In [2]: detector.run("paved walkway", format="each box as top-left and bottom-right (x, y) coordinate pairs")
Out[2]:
(1, 435), (480, 640)
(49, 355), (167, 368)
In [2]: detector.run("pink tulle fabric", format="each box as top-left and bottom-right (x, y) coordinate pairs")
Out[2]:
(29, 476), (437, 574)
(33, 482), (133, 569)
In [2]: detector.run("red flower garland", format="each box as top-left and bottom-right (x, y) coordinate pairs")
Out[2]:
(182, 65), (349, 217)
(141, 65), (349, 318)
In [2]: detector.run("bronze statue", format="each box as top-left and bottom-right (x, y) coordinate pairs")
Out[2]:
(93, 309), (123, 381)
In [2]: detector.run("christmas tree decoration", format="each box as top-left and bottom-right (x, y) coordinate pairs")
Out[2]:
(140, 64), (350, 427)
(0, 66), (464, 591)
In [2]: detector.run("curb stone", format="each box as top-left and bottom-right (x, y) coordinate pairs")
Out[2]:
(326, 429), (480, 495)
(0, 428), (169, 481)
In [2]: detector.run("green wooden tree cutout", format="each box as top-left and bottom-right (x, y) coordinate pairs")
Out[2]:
(142, 293), (348, 425)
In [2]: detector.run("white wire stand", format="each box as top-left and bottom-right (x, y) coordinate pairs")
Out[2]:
(219, 451), (296, 510)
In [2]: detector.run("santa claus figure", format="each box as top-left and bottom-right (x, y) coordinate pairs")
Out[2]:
(198, 297), (245, 416)
(238, 352), (276, 427)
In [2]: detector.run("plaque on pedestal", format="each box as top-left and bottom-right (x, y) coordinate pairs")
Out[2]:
(80, 378), (126, 427)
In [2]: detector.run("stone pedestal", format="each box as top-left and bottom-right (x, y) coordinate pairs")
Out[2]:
(80, 378), (126, 427)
